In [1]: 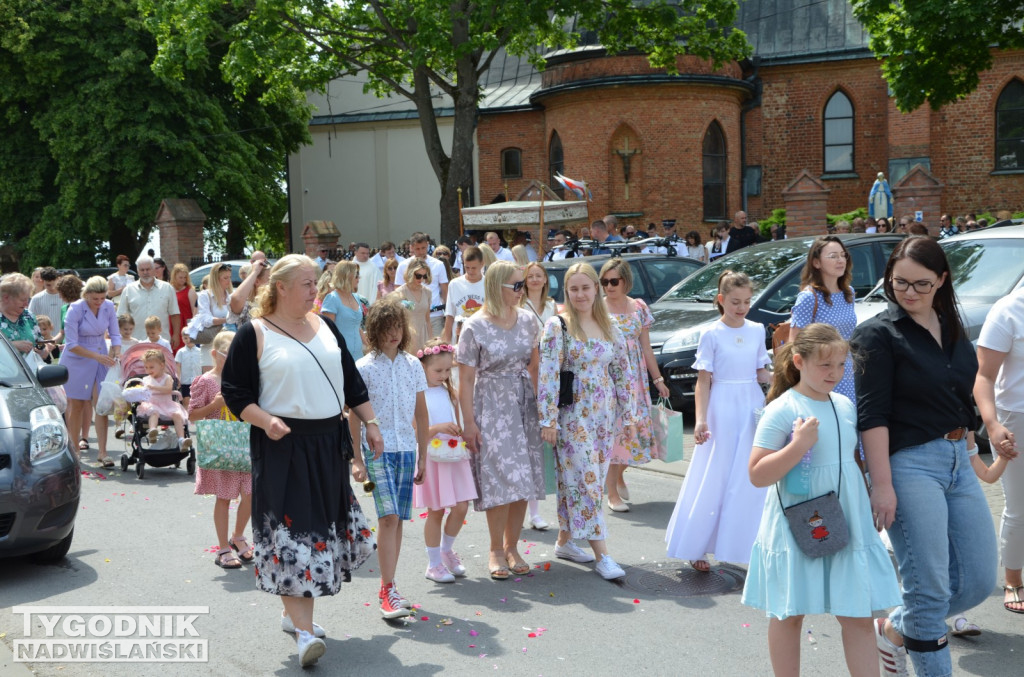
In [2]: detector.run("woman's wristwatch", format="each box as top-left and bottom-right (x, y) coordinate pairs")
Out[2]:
(365, 418), (380, 427)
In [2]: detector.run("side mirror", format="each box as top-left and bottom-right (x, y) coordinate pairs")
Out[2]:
(36, 364), (69, 388)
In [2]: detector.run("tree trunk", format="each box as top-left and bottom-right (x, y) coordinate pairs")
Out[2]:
(225, 216), (246, 258)
(109, 221), (146, 264)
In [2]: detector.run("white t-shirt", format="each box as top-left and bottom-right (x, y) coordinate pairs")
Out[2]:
(355, 259), (382, 304)
(977, 288), (1024, 412)
(444, 276), (485, 325)
(175, 345), (202, 387)
(493, 247), (516, 262)
(395, 256), (449, 316)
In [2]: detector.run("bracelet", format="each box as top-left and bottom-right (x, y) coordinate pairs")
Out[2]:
(365, 417), (380, 427)
(653, 377), (665, 384)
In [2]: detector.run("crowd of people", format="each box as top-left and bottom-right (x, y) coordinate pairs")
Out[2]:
(2, 212), (1021, 674)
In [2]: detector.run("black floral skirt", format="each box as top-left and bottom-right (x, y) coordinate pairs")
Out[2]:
(250, 416), (376, 597)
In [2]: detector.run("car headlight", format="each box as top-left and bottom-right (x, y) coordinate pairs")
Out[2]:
(30, 405), (69, 464)
(662, 323), (712, 354)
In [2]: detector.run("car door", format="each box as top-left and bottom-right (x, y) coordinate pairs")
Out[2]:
(641, 259), (704, 303)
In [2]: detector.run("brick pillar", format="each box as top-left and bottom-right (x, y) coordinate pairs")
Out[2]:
(301, 220), (340, 258)
(154, 199), (205, 268)
(781, 170), (830, 237)
(892, 164), (944, 230)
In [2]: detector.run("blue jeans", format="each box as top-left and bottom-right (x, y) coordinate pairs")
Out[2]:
(887, 437), (997, 677)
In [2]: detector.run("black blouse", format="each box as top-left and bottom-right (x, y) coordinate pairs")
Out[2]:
(851, 304), (978, 455)
(221, 315), (369, 421)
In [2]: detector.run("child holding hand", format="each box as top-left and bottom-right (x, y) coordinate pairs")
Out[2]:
(412, 339), (477, 583)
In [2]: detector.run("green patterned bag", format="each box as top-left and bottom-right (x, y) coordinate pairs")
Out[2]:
(195, 410), (251, 473)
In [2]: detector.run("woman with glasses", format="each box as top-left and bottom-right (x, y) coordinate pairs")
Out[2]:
(392, 258), (433, 350)
(852, 236), (996, 677)
(598, 259), (670, 512)
(788, 236), (857, 406)
(321, 261), (369, 359)
(537, 262), (637, 581)
(456, 261), (545, 579)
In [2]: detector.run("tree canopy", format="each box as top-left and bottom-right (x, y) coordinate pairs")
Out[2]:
(853, 0), (1024, 112)
(145, 0), (751, 243)
(0, 0), (309, 271)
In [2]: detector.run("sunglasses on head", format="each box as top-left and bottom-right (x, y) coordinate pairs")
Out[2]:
(413, 272), (428, 281)
(600, 277), (622, 287)
(501, 280), (526, 292)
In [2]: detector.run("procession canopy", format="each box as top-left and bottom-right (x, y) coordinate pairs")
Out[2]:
(460, 180), (588, 255)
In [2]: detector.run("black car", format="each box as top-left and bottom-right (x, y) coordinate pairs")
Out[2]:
(541, 252), (704, 306)
(651, 234), (903, 408)
(0, 335), (79, 563)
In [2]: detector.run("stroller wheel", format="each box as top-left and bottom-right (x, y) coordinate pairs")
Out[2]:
(136, 459), (145, 480)
(120, 454), (129, 471)
(186, 457), (196, 475)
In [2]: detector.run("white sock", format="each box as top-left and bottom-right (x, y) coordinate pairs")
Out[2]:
(426, 546), (442, 568)
(179, 437), (186, 445)
(440, 533), (456, 553)
(528, 499), (540, 518)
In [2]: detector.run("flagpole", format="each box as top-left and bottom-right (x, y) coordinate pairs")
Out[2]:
(539, 186), (545, 263)
(457, 187), (465, 237)
(583, 179), (591, 225)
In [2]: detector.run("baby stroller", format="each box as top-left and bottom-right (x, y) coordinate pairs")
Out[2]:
(117, 343), (195, 479)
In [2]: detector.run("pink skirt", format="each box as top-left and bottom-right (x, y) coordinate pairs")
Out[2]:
(413, 458), (478, 510)
(194, 468), (252, 500)
(137, 399), (188, 421)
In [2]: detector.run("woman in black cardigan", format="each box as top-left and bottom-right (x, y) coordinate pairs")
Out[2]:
(222, 254), (383, 668)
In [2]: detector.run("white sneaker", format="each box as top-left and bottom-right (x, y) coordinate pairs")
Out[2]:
(595, 554), (626, 580)
(441, 550), (467, 577)
(875, 618), (910, 676)
(296, 629), (326, 667)
(425, 564), (455, 583)
(281, 614), (326, 638)
(529, 515), (550, 530)
(554, 541), (595, 563)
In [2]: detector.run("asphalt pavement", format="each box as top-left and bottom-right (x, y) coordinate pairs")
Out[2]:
(1, 417), (1022, 676)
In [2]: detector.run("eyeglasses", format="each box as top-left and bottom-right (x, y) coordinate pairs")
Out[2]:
(501, 280), (526, 292)
(600, 278), (622, 287)
(822, 253), (848, 261)
(891, 277), (937, 293)
(413, 273), (428, 281)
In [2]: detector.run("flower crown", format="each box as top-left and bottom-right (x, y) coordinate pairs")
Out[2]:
(416, 344), (454, 359)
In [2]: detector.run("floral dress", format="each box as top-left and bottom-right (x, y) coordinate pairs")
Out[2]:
(455, 308), (545, 511)
(610, 299), (658, 464)
(0, 310), (42, 352)
(538, 317), (636, 540)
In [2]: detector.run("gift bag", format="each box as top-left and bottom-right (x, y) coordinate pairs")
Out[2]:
(194, 409), (251, 473)
(543, 441), (557, 495)
(651, 398), (685, 463)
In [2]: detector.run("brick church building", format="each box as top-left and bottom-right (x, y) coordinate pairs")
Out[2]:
(287, 0), (1024, 248)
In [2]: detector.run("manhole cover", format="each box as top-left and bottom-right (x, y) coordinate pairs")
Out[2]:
(620, 562), (746, 597)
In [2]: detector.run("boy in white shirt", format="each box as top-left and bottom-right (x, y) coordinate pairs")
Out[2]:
(142, 315), (172, 352)
(174, 329), (202, 408)
(442, 247), (485, 344)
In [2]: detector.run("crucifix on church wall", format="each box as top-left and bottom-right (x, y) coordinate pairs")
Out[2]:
(613, 137), (641, 201)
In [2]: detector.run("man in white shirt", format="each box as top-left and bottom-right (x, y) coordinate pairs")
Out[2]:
(452, 235), (473, 274)
(370, 241), (405, 271)
(396, 232), (449, 336)
(118, 255), (181, 350)
(512, 232), (539, 262)
(545, 230), (577, 261)
(352, 242), (382, 303)
(442, 247), (485, 343)
(485, 231), (516, 262)
(28, 267), (65, 331)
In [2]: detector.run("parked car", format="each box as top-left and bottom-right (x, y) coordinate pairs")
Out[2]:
(189, 259), (276, 289)
(0, 335), (78, 563)
(650, 234), (903, 408)
(541, 252), (704, 307)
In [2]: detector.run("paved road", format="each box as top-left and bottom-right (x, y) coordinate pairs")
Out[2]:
(1, 417), (1022, 676)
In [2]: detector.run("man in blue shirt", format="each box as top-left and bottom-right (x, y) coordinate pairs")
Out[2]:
(590, 219), (623, 255)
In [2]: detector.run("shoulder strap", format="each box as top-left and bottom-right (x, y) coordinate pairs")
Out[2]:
(775, 394), (842, 508)
(812, 290), (819, 323)
(261, 317), (343, 413)
(557, 315), (570, 369)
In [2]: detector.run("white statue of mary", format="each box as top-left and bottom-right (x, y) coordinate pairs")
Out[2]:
(869, 172), (893, 219)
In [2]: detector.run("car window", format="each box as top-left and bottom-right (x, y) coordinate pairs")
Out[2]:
(626, 262), (648, 299)
(644, 259), (702, 300)
(760, 269), (802, 313)
(943, 238), (1024, 302)
(848, 245), (878, 297)
(0, 338), (28, 383)
(661, 240), (812, 303)
(547, 270), (564, 303)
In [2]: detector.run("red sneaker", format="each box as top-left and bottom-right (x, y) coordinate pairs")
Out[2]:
(379, 583), (411, 619)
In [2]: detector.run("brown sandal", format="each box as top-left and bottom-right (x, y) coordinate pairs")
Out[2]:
(214, 549), (242, 569)
(230, 536), (255, 562)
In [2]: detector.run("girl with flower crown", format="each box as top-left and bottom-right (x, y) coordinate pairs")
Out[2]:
(413, 338), (478, 583)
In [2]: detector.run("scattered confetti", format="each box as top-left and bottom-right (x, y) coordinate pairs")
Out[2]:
(412, 604), (422, 609)
(475, 611), (483, 616)
(742, 623), (750, 628)
(514, 578), (522, 582)
(420, 616), (429, 621)
(469, 630), (479, 637)
(469, 644), (476, 648)
(528, 632), (537, 638)
(549, 592), (555, 597)
(543, 562), (551, 571)
(499, 597), (506, 603)
(440, 619), (453, 626)
(633, 599), (640, 604)
(104, 558), (110, 563)
(364, 603), (371, 607)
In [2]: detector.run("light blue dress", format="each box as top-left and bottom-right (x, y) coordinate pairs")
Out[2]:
(741, 389), (901, 619)
(791, 288), (856, 403)
(320, 291), (367, 359)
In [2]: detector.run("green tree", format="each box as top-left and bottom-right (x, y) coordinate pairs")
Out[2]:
(0, 0), (308, 271)
(853, 0), (1024, 112)
(144, 0), (750, 244)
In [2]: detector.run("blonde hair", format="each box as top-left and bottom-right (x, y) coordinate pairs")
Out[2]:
(0, 273), (32, 299)
(599, 259), (633, 294)
(482, 261), (520, 319)
(171, 263), (192, 290)
(418, 337), (459, 423)
(316, 270), (333, 302)
(519, 262), (551, 310)
(405, 258), (432, 286)
(766, 323), (848, 404)
(714, 269), (753, 315)
(210, 329), (235, 354)
(331, 261), (359, 294)
(511, 244), (530, 266)
(382, 258), (399, 286)
(144, 315), (162, 331)
(82, 275), (108, 296)
(207, 262), (233, 308)
(562, 263), (615, 342)
(143, 348), (166, 365)
(251, 254), (318, 319)
(478, 243), (497, 268)
(35, 314), (52, 329)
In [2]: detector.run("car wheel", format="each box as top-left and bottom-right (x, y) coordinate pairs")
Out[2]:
(30, 529), (74, 564)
